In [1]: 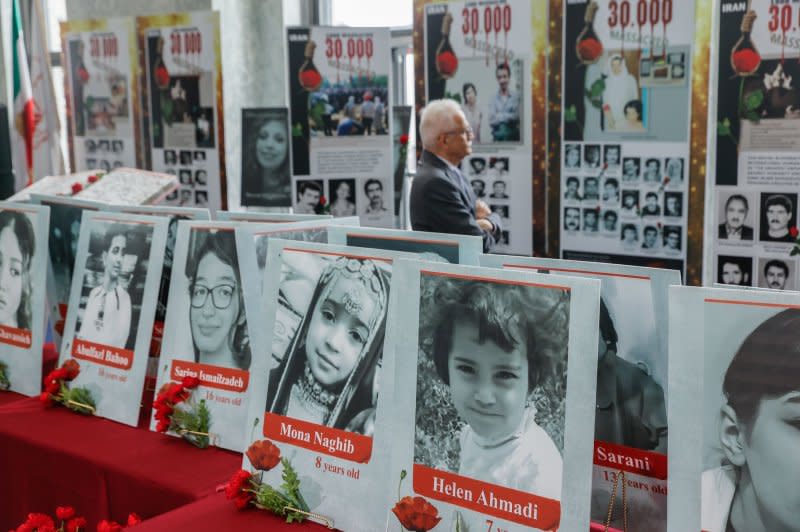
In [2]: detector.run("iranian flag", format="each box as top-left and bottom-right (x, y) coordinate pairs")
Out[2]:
(11, 0), (36, 190)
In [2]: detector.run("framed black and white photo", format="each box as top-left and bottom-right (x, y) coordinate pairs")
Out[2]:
(240, 108), (291, 208)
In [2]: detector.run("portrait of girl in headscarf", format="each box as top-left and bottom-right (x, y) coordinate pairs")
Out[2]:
(266, 255), (390, 436)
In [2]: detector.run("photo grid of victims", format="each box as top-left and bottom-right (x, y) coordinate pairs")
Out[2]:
(562, 142), (687, 255)
(162, 149), (210, 207)
(464, 155), (511, 247)
(293, 177), (391, 219)
(715, 189), (800, 290)
(83, 138), (126, 173)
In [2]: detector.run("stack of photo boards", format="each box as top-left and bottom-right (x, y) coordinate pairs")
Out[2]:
(0, 183), (795, 532)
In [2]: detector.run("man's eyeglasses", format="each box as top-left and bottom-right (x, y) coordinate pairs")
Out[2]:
(190, 283), (237, 309)
(444, 126), (474, 138)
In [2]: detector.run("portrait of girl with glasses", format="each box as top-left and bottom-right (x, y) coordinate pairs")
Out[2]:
(185, 230), (251, 370)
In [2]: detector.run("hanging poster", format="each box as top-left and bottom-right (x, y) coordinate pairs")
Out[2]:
(138, 11), (224, 211)
(707, 1), (800, 291)
(667, 286), (800, 532)
(30, 194), (106, 350)
(240, 108), (292, 208)
(241, 240), (416, 532)
(286, 26), (394, 228)
(60, 17), (139, 173)
(59, 211), (168, 426)
(385, 260), (599, 532)
(0, 202), (49, 397)
(422, 1), (536, 255)
(561, 0), (695, 274)
(481, 255), (680, 532)
(327, 225), (482, 264)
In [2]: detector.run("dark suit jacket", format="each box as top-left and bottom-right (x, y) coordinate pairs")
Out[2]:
(410, 150), (503, 253)
(718, 224), (754, 240)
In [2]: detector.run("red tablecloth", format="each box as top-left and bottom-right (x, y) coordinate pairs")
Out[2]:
(0, 390), (27, 407)
(0, 397), (240, 529)
(135, 491), (335, 531)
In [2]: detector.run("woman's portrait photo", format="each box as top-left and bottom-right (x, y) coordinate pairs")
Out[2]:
(461, 82), (482, 143)
(414, 276), (567, 504)
(185, 229), (251, 370)
(265, 253), (391, 436)
(329, 179), (357, 217)
(702, 308), (800, 532)
(75, 222), (152, 350)
(241, 108), (291, 208)
(0, 211), (36, 330)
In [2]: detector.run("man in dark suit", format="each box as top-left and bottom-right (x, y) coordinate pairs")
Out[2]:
(718, 194), (754, 240)
(410, 100), (502, 252)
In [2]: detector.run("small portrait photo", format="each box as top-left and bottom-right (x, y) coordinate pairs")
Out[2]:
(179, 189), (192, 205)
(0, 210), (36, 330)
(564, 144), (581, 170)
(583, 176), (600, 201)
(488, 157), (509, 182)
(622, 157), (640, 182)
(671, 64), (685, 79)
(716, 255), (752, 286)
(195, 169), (207, 186)
(757, 258), (794, 291)
(490, 205), (509, 220)
(164, 150), (177, 166)
(467, 157), (487, 179)
(621, 190), (640, 215)
(584, 144), (602, 169)
(363, 178), (388, 215)
(489, 180), (509, 200)
(193, 150), (206, 162)
(241, 107), (291, 207)
(183, 229), (251, 370)
(583, 208), (599, 233)
(564, 176), (582, 202)
(329, 178), (357, 217)
(718, 191), (755, 241)
(179, 169), (193, 186)
(641, 225), (660, 250)
(265, 251), (392, 436)
(111, 140), (124, 154)
(195, 108), (215, 148)
(603, 144), (621, 169)
(602, 178), (620, 204)
(759, 192), (798, 243)
(664, 192), (683, 217)
(179, 150), (192, 166)
(413, 275), (567, 498)
(470, 178), (486, 199)
(664, 157), (684, 185)
(294, 180), (324, 215)
(602, 209), (619, 232)
(85, 139), (97, 154)
(195, 190), (208, 206)
(641, 191), (661, 217)
(564, 206), (581, 231)
(620, 223), (639, 248)
(662, 225), (682, 252)
(642, 158), (661, 184)
(74, 221), (153, 350)
(98, 140), (110, 153)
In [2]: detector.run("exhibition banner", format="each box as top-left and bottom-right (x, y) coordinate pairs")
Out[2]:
(708, 0), (800, 291)
(60, 17), (140, 173)
(561, 0), (696, 274)
(241, 240), (416, 532)
(422, 0), (537, 255)
(151, 221), (252, 451)
(481, 255), (680, 532)
(327, 225), (482, 265)
(286, 26), (394, 228)
(59, 211), (168, 426)
(0, 202), (49, 396)
(138, 11), (224, 210)
(385, 260), (600, 532)
(667, 286), (800, 532)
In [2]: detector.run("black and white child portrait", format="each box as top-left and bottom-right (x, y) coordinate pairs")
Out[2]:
(0, 210), (36, 330)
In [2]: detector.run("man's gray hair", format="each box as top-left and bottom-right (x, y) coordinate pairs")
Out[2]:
(419, 99), (462, 149)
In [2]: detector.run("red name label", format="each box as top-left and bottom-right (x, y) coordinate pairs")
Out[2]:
(263, 412), (373, 463)
(412, 464), (561, 530)
(593, 440), (667, 480)
(0, 324), (32, 349)
(170, 360), (249, 393)
(72, 338), (133, 370)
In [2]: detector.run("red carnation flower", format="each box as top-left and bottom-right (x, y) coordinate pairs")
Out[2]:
(155, 64), (170, 89)
(225, 470), (255, 510)
(181, 376), (200, 389)
(56, 506), (76, 520)
(155, 418), (170, 433)
(392, 496), (442, 532)
(399, 134), (409, 146)
(126, 513), (142, 526)
(40, 392), (54, 407)
(246, 439), (282, 472)
(88, 174), (99, 184)
(96, 519), (122, 532)
(62, 359), (80, 381)
(790, 226), (799, 238)
(71, 183), (83, 194)
(66, 516), (87, 532)
(319, 195), (327, 206)
(77, 67), (90, 84)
